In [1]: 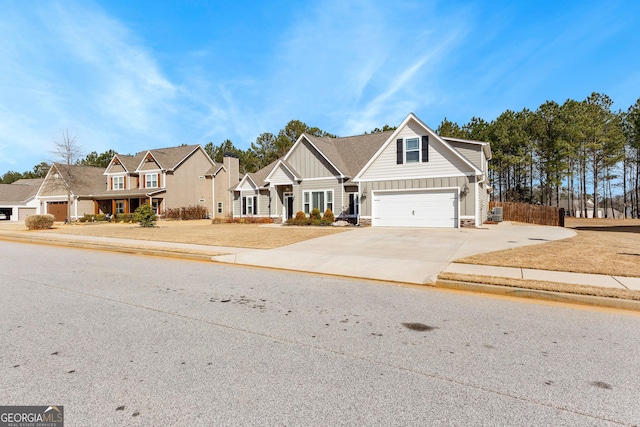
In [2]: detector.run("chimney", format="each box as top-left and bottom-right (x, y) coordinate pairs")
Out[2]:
(223, 152), (240, 186)
(223, 153), (240, 217)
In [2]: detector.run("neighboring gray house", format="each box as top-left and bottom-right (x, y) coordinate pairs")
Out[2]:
(0, 178), (44, 221)
(232, 113), (492, 228)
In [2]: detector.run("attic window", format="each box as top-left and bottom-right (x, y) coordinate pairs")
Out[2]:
(199, 176), (205, 180)
(406, 138), (419, 163)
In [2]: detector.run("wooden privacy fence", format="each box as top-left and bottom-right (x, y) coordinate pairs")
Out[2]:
(489, 202), (565, 227)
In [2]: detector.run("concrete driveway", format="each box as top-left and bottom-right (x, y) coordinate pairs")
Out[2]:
(213, 222), (575, 284)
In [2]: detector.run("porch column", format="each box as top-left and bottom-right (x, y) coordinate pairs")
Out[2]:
(111, 199), (116, 214)
(94, 200), (99, 214)
(125, 199), (130, 213)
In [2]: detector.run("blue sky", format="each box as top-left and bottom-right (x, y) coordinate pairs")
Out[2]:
(1, 0), (639, 174)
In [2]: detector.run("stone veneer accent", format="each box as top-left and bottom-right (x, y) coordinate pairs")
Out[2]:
(460, 219), (475, 228)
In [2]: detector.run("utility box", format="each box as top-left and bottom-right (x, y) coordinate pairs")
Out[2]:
(490, 207), (503, 222)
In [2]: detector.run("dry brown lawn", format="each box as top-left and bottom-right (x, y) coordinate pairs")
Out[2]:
(438, 272), (640, 301)
(4, 220), (350, 249)
(456, 217), (640, 277)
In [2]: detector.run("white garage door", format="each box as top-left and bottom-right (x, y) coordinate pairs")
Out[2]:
(373, 190), (458, 228)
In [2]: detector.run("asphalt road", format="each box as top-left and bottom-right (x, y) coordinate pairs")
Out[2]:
(1, 241), (639, 426)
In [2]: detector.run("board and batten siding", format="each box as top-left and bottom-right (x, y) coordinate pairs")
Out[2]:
(287, 139), (339, 179)
(360, 176), (475, 218)
(359, 120), (474, 181)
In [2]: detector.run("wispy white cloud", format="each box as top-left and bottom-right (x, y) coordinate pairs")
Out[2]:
(0, 1), (188, 172)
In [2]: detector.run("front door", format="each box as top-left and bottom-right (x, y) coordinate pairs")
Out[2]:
(284, 192), (294, 220)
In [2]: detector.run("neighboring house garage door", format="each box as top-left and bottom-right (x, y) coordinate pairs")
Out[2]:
(47, 201), (68, 222)
(372, 189), (458, 228)
(18, 208), (36, 221)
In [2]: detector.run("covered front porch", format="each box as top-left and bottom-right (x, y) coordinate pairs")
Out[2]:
(94, 196), (164, 216)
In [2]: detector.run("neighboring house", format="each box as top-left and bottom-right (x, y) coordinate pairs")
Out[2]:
(95, 145), (239, 218)
(232, 113), (492, 228)
(38, 164), (107, 221)
(0, 178), (44, 221)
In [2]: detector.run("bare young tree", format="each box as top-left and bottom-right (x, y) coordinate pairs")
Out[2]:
(50, 130), (84, 223)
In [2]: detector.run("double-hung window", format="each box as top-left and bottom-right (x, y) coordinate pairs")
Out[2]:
(242, 195), (257, 215)
(145, 173), (158, 188)
(405, 138), (420, 163)
(113, 176), (124, 190)
(303, 190), (333, 214)
(396, 135), (429, 164)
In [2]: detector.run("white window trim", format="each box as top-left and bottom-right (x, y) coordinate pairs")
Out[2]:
(145, 172), (159, 188)
(302, 189), (334, 215)
(405, 137), (420, 163)
(112, 175), (125, 190)
(242, 194), (257, 216)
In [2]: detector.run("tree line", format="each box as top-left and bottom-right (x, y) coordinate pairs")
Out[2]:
(437, 93), (640, 218)
(4, 93), (639, 219)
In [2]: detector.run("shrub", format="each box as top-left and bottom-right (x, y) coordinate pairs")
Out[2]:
(80, 214), (99, 222)
(322, 209), (335, 223)
(309, 208), (321, 220)
(211, 217), (226, 224)
(25, 214), (55, 230)
(295, 211), (307, 220)
(225, 216), (274, 224)
(134, 204), (157, 227)
(165, 205), (209, 220)
(95, 214), (107, 222)
(115, 213), (135, 223)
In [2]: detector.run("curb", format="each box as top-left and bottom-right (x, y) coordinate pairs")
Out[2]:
(0, 234), (220, 263)
(435, 279), (640, 312)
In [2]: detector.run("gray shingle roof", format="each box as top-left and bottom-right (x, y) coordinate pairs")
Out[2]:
(303, 131), (392, 177)
(52, 164), (107, 196)
(249, 158), (280, 187)
(11, 178), (45, 187)
(145, 145), (203, 171)
(0, 181), (42, 203)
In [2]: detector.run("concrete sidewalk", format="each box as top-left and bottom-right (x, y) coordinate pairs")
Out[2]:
(443, 263), (640, 291)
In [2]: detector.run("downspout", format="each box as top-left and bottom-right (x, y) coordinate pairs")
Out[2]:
(356, 182), (361, 226)
(341, 177), (345, 221)
(476, 173), (486, 227)
(211, 173), (215, 218)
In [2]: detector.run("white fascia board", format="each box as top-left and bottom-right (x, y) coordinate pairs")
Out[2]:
(264, 159), (299, 183)
(135, 151), (160, 172)
(208, 165), (225, 177)
(103, 154), (126, 175)
(354, 113), (482, 180)
(285, 134), (345, 179)
(236, 174), (258, 191)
